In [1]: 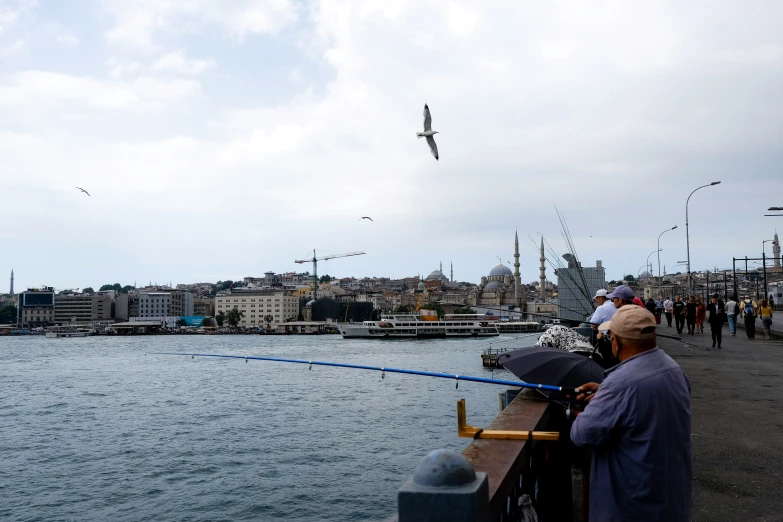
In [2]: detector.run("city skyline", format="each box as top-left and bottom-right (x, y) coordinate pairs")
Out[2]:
(1, 2), (781, 292)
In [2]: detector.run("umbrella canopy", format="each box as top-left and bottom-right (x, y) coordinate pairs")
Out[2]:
(498, 346), (605, 398)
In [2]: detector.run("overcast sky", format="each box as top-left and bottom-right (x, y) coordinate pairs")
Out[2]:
(1, 0), (782, 292)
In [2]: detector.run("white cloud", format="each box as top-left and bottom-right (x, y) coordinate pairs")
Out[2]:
(3, 0), (783, 289)
(106, 57), (141, 78)
(0, 38), (24, 58)
(102, 0), (299, 48)
(0, 6), (19, 34)
(153, 50), (215, 75)
(0, 71), (201, 110)
(716, 44), (782, 65)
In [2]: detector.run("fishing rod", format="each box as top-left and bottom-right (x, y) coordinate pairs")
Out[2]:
(151, 352), (589, 395)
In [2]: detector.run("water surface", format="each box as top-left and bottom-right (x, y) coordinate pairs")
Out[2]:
(0, 334), (534, 521)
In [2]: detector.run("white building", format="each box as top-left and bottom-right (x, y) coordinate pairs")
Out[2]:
(214, 292), (299, 328)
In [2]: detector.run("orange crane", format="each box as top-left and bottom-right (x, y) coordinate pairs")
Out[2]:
(294, 250), (366, 301)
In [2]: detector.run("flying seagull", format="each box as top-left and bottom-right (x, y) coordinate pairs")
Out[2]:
(416, 104), (439, 160)
(76, 187), (91, 197)
(358, 216), (374, 222)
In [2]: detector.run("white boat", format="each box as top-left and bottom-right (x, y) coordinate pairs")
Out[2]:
(337, 310), (500, 339)
(45, 326), (94, 338)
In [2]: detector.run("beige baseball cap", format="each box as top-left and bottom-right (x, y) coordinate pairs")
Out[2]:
(598, 305), (657, 340)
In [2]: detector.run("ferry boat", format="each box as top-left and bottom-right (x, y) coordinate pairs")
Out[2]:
(45, 326), (94, 338)
(337, 310), (500, 339)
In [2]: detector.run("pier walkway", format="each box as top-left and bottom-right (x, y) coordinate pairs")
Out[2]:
(657, 326), (783, 522)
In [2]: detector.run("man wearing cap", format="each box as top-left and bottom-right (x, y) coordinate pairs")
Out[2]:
(607, 284), (635, 309)
(589, 289), (617, 330)
(571, 306), (692, 521)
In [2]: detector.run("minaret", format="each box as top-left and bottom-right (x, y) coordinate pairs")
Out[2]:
(513, 231), (521, 304)
(440, 261), (442, 273)
(774, 230), (781, 269)
(9, 269), (13, 295)
(450, 262), (453, 283)
(539, 237), (546, 299)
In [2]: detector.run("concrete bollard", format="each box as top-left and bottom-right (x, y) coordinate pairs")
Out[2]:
(398, 449), (490, 522)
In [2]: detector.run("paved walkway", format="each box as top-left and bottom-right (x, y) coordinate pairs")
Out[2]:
(656, 324), (783, 522)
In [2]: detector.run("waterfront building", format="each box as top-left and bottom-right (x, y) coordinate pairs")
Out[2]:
(557, 258), (606, 322)
(214, 291), (299, 328)
(114, 293), (139, 321)
(54, 293), (112, 324)
(18, 287), (55, 326)
(135, 290), (194, 319)
(193, 296), (214, 317)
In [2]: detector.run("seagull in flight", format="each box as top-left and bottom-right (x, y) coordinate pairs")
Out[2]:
(76, 187), (91, 197)
(416, 104), (439, 160)
(358, 216), (374, 222)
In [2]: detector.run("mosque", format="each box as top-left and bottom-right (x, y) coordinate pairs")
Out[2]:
(472, 231), (525, 307)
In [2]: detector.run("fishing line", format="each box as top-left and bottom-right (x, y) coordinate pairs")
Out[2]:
(151, 352), (586, 394)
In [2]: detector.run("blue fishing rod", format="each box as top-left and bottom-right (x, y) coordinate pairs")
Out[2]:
(151, 352), (586, 395)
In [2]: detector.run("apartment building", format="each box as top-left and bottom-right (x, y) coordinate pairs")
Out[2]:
(193, 297), (214, 317)
(136, 291), (194, 319)
(54, 293), (111, 324)
(214, 292), (299, 328)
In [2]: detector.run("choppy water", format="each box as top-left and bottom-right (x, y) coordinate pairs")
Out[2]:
(0, 334), (535, 521)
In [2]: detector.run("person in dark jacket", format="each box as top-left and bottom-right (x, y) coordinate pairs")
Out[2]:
(645, 298), (657, 316)
(672, 296), (686, 334)
(707, 293), (726, 348)
(685, 296), (697, 335)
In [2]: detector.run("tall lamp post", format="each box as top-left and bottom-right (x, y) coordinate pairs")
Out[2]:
(658, 225), (678, 281)
(686, 182), (721, 295)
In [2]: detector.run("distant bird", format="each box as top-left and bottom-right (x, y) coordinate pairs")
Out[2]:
(358, 216), (374, 222)
(416, 104), (439, 160)
(76, 187), (90, 197)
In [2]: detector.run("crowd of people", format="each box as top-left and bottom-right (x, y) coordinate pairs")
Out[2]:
(572, 283), (775, 521)
(649, 293), (775, 341)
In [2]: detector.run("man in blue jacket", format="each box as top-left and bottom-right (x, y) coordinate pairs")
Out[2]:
(571, 305), (692, 521)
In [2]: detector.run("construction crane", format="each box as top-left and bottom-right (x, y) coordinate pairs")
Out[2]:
(294, 250), (366, 301)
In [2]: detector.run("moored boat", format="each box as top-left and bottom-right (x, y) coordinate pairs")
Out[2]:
(45, 326), (94, 338)
(337, 310), (499, 339)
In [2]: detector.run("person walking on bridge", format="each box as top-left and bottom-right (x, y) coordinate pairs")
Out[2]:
(663, 296), (674, 327)
(571, 306), (692, 521)
(673, 296), (686, 334)
(707, 293), (726, 349)
(695, 295), (706, 334)
(740, 296), (758, 339)
(685, 296), (697, 335)
(759, 299), (773, 340)
(725, 295), (739, 336)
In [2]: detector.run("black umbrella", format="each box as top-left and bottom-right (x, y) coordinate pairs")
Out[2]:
(498, 346), (605, 398)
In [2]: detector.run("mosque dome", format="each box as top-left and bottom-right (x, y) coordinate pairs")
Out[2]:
(305, 300), (315, 307)
(417, 281), (426, 290)
(426, 269), (448, 282)
(489, 265), (513, 277)
(484, 281), (502, 290)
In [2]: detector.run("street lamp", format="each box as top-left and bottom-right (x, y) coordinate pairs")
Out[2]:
(686, 181), (721, 295)
(646, 249), (661, 283)
(768, 207), (783, 211)
(657, 226), (677, 279)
